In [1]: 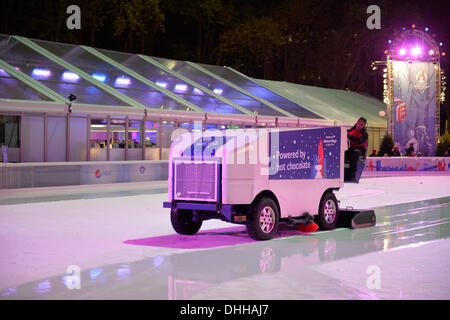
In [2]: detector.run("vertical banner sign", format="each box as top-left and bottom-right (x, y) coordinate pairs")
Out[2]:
(269, 127), (341, 180)
(393, 61), (436, 156)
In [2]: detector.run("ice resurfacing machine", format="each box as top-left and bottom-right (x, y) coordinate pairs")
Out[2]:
(163, 127), (376, 240)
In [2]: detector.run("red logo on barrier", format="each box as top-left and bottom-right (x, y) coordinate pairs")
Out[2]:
(438, 160), (446, 171)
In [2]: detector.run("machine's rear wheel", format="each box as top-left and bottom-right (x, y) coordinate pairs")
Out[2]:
(247, 198), (279, 240)
(315, 192), (339, 230)
(170, 209), (202, 235)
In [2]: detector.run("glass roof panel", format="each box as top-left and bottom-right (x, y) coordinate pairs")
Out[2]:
(114, 89), (189, 111)
(31, 39), (149, 91)
(0, 76), (52, 101)
(31, 39), (199, 112)
(152, 57), (285, 116)
(227, 98), (282, 116)
(0, 35), (130, 106)
(176, 94), (241, 114)
(201, 64), (324, 119)
(96, 48), (244, 114)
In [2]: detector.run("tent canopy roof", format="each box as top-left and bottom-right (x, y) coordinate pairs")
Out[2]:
(0, 34), (386, 128)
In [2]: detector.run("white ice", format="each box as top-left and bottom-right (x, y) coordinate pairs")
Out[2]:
(0, 175), (449, 299)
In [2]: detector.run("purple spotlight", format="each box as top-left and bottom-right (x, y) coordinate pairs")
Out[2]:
(411, 47), (422, 56)
(115, 76), (131, 86)
(429, 49), (434, 55)
(398, 48), (407, 56)
(62, 71), (80, 81)
(32, 68), (51, 78)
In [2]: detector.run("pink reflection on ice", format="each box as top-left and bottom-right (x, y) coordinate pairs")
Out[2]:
(124, 225), (310, 249)
(125, 226), (254, 249)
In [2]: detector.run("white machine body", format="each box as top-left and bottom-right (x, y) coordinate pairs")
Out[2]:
(166, 126), (346, 220)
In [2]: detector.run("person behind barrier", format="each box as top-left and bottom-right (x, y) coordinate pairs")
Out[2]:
(392, 146), (401, 157)
(345, 117), (368, 181)
(405, 142), (414, 157)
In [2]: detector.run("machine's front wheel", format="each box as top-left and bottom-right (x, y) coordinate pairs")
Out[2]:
(316, 192), (339, 230)
(247, 198), (279, 240)
(170, 209), (202, 235)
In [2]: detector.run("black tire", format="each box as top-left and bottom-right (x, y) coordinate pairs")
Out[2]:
(170, 209), (202, 235)
(315, 192), (339, 230)
(247, 197), (279, 240)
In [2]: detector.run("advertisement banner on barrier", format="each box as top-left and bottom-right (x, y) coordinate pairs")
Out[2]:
(80, 163), (168, 185)
(365, 157), (450, 172)
(392, 61), (436, 156)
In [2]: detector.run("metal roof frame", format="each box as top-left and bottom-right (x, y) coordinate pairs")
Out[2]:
(225, 66), (325, 119)
(0, 58), (68, 103)
(0, 34), (387, 129)
(137, 54), (254, 116)
(81, 45), (206, 114)
(14, 35), (147, 110)
(186, 61), (297, 119)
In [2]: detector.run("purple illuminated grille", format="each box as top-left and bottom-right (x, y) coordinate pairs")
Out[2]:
(174, 161), (217, 201)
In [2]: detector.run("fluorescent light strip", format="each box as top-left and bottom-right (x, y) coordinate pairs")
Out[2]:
(174, 84), (188, 92)
(92, 73), (107, 82)
(213, 88), (223, 95)
(155, 81), (167, 88)
(115, 77), (131, 86)
(32, 68), (51, 78)
(193, 88), (203, 95)
(62, 71), (80, 81)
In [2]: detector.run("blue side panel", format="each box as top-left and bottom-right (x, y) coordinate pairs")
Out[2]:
(269, 127), (341, 180)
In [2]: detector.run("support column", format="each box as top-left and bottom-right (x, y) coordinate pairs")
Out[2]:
(66, 113), (71, 161)
(44, 113), (48, 162)
(107, 115), (111, 161)
(158, 119), (162, 160)
(142, 116), (146, 160)
(125, 116), (129, 161)
(19, 112), (24, 162)
(87, 114), (91, 161)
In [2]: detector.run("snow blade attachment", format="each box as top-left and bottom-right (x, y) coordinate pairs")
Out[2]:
(337, 209), (376, 229)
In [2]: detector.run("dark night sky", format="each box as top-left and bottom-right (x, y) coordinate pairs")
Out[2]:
(1, 0), (449, 129)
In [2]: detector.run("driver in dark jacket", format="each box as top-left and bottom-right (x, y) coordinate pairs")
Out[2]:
(345, 117), (368, 181)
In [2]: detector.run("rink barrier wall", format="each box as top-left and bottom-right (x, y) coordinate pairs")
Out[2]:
(364, 157), (450, 173)
(0, 160), (168, 189)
(1, 157), (449, 189)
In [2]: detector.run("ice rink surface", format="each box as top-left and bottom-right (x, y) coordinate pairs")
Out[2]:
(0, 175), (449, 299)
